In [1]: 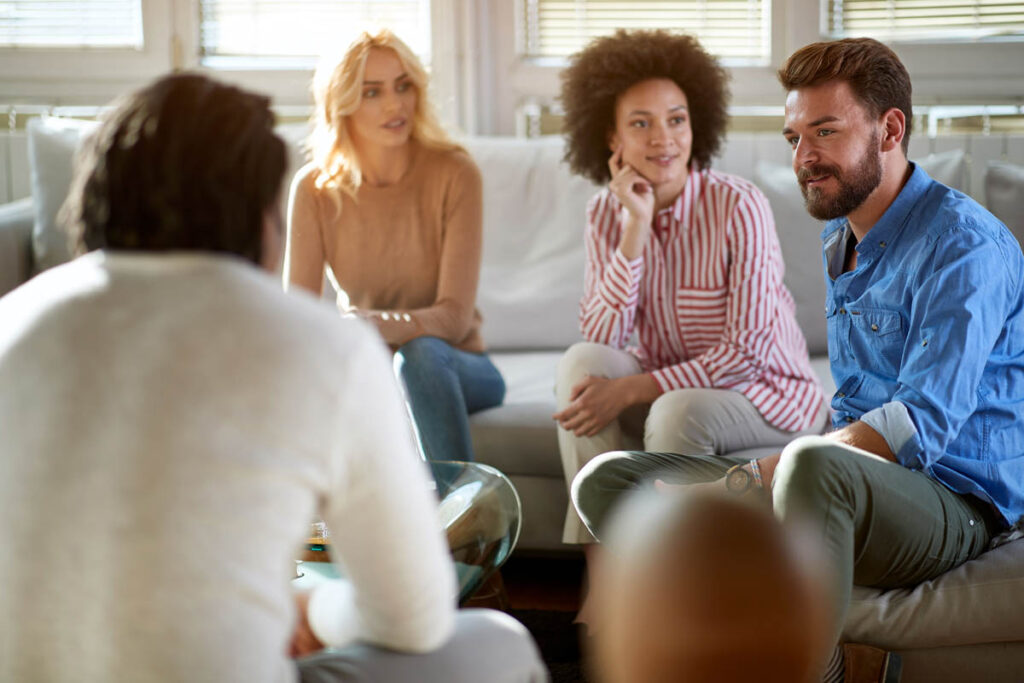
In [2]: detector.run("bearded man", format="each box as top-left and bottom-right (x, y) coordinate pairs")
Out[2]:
(570, 38), (1024, 683)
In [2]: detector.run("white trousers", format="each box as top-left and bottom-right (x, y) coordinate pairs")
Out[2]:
(555, 342), (828, 543)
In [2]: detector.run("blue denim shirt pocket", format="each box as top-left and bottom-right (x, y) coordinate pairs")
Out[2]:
(848, 308), (904, 378)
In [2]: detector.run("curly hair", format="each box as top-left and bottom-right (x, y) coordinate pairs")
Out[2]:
(62, 73), (286, 265)
(560, 30), (730, 186)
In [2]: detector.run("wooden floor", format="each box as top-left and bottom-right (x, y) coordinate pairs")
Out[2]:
(499, 554), (586, 612)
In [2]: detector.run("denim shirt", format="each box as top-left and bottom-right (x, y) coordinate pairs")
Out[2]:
(822, 163), (1024, 526)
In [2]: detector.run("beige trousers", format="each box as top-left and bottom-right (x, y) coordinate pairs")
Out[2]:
(555, 342), (828, 543)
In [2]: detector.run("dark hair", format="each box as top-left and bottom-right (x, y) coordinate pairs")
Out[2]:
(62, 73), (286, 264)
(777, 38), (913, 153)
(560, 29), (730, 185)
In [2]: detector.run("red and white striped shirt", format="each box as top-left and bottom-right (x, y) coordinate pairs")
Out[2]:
(581, 166), (823, 432)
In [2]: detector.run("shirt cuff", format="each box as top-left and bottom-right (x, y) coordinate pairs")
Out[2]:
(306, 579), (361, 648)
(860, 401), (918, 460)
(651, 361), (712, 393)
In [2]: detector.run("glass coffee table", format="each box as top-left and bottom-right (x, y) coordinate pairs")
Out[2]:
(295, 460), (522, 605)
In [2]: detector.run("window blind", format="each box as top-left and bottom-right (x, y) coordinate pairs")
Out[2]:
(521, 0), (769, 65)
(827, 0), (1024, 41)
(199, 0), (431, 61)
(0, 0), (143, 48)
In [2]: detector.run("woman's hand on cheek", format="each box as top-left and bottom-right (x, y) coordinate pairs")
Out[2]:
(607, 146), (655, 226)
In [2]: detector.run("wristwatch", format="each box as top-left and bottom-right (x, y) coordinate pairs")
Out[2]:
(724, 464), (753, 494)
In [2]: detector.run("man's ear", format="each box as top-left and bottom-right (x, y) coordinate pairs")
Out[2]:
(879, 108), (906, 153)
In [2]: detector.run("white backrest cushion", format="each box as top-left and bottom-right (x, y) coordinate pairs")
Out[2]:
(464, 137), (599, 351)
(917, 148), (967, 193)
(985, 161), (1024, 249)
(27, 117), (99, 274)
(751, 161), (829, 356)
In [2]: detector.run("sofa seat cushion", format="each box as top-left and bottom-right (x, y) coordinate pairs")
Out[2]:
(470, 351), (562, 478)
(845, 537), (1024, 649)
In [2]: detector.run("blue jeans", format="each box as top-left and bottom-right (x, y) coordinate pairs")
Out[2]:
(394, 336), (506, 462)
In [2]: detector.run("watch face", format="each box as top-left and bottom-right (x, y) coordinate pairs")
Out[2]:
(725, 466), (751, 494)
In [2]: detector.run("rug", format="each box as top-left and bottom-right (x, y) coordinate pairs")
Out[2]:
(509, 609), (591, 683)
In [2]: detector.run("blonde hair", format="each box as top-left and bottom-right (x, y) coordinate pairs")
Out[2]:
(309, 29), (460, 199)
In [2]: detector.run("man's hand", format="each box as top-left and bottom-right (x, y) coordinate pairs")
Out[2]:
(288, 591), (325, 659)
(553, 374), (659, 437)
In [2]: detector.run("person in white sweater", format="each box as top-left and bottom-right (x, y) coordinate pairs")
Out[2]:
(0, 73), (545, 683)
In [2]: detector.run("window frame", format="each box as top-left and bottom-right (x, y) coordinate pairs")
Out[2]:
(0, 0), (1020, 127)
(0, 0), (177, 104)
(494, 0), (1024, 133)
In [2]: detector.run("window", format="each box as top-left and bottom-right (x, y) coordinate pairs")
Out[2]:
(520, 0), (770, 65)
(827, 0), (1024, 42)
(198, 0), (432, 66)
(0, 0), (143, 48)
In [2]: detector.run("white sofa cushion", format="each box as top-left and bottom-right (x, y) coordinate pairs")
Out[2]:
(464, 137), (600, 351)
(752, 162), (830, 356)
(985, 160), (1024, 248)
(27, 116), (99, 274)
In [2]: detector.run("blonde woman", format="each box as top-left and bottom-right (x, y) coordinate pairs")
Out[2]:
(285, 30), (504, 463)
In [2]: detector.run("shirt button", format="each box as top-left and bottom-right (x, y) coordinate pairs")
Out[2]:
(879, 241), (887, 248)
(871, 323), (879, 331)
(845, 416), (855, 423)
(839, 308), (846, 314)
(837, 392), (846, 398)
(970, 519), (976, 526)
(922, 340), (929, 347)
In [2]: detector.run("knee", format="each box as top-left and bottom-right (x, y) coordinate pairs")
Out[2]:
(774, 436), (851, 506)
(557, 342), (614, 387)
(645, 390), (713, 449)
(395, 336), (452, 382)
(571, 450), (634, 535)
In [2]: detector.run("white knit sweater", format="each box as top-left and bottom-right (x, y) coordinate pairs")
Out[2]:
(0, 251), (456, 682)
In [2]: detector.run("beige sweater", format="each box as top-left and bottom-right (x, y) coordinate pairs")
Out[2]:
(0, 252), (456, 683)
(285, 142), (485, 353)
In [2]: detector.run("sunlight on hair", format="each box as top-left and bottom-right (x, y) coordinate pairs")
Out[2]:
(307, 28), (461, 203)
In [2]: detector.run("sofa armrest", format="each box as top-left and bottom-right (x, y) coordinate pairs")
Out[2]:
(0, 197), (35, 297)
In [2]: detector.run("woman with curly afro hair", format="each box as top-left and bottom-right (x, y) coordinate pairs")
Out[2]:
(553, 30), (827, 550)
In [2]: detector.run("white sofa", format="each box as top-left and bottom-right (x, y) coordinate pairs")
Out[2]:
(3, 118), (1024, 681)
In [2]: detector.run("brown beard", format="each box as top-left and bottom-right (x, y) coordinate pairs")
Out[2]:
(798, 132), (882, 221)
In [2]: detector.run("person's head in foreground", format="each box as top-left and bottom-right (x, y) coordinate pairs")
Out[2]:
(778, 37), (912, 222)
(309, 28), (456, 196)
(61, 72), (286, 267)
(591, 489), (832, 683)
(560, 29), (729, 207)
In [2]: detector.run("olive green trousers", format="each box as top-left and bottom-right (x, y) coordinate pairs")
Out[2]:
(572, 435), (999, 641)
